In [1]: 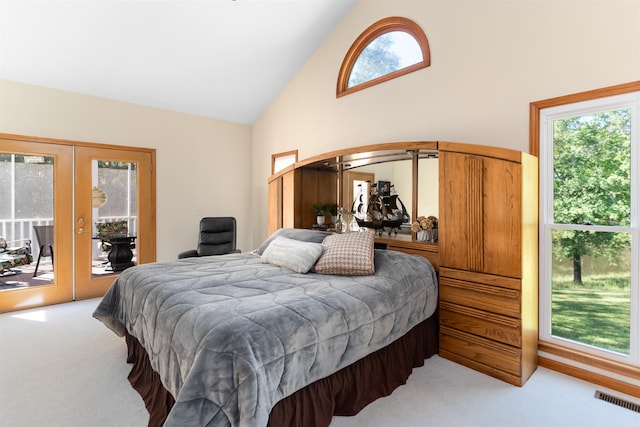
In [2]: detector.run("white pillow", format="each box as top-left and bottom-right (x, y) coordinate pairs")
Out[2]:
(254, 228), (332, 255)
(261, 236), (324, 273)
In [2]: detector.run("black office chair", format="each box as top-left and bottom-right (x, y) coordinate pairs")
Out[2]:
(33, 225), (54, 277)
(178, 217), (240, 258)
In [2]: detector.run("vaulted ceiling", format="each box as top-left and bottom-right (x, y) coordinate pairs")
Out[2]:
(0, 0), (356, 124)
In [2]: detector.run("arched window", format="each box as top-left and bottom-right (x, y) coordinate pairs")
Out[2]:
(336, 16), (430, 98)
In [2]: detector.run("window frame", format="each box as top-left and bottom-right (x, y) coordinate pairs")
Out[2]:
(531, 81), (640, 392)
(539, 94), (639, 361)
(271, 150), (298, 175)
(336, 16), (430, 98)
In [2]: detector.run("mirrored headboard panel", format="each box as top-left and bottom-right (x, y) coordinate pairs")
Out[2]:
(268, 141), (439, 235)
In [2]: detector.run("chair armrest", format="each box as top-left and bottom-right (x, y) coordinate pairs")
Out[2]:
(178, 249), (199, 259)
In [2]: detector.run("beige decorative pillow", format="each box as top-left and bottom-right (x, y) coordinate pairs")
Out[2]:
(314, 230), (376, 276)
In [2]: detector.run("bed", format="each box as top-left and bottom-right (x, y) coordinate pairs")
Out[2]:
(93, 229), (438, 427)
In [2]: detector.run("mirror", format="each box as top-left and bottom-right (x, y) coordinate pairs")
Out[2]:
(268, 141), (439, 237)
(341, 156), (438, 234)
(417, 157), (439, 220)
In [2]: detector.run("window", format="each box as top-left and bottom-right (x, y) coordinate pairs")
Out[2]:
(534, 83), (640, 371)
(0, 154), (54, 242)
(271, 150), (298, 174)
(337, 17), (430, 98)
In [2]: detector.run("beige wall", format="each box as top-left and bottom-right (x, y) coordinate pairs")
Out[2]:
(0, 80), (252, 261)
(2, 1), (640, 253)
(251, 0), (640, 244)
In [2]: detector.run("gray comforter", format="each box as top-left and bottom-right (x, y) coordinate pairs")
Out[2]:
(93, 249), (437, 427)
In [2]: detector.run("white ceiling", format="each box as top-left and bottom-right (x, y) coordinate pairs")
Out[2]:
(0, 0), (356, 124)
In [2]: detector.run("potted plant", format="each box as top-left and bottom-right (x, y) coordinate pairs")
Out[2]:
(326, 203), (339, 224)
(311, 203), (328, 225)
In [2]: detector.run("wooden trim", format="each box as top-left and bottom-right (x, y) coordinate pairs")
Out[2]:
(411, 150), (419, 230)
(268, 163), (295, 184)
(291, 141), (438, 171)
(383, 238), (438, 253)
(438, 141), (523, 163)
(268, 177), (283, 236)
(529, 80), (640, 156)
(149, 149), (157, 262)
(0, 132), (154, 154)
(539, 341), (640, 398)
(529, 102), (541, 157)
(467, 156), (484, 271)
(539, 356), (640, 399)
(269, 141), (438, 184)
(539, 341), (640, 379)
(337, 17), (431, 98)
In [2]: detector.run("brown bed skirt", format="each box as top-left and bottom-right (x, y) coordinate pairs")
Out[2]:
(125, 311), (439, 427)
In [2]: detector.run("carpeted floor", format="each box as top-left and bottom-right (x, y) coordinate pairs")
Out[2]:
(1, 298), (638, 427)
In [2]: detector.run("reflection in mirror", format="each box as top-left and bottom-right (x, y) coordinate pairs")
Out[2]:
(342, 156), (439, 235)
(417, 157), (439, 220)
(352, 182), (366, 217)
(345, 160), (414, 233)
(0, 153), (55, 289)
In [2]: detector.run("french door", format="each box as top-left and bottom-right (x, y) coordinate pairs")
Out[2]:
(0, 138), (73, 311)
(0, 135), (155, 312)
(74, 146), (155, 300)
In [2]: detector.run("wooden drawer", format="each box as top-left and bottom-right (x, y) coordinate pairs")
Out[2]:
(440, 301), (521, 347)
(439, 276), (521, 318)
(440, 325), (521, 377)
(439, 267), (521, 290)
(386, 241), (439, 273)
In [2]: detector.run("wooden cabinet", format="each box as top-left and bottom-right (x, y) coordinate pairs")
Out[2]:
(268, 167), (337, 235)
(267, 141), (539, 386)
(375, 235), (439, 273)
(438, 142), (538, 386)
(268, 176), (283, 235)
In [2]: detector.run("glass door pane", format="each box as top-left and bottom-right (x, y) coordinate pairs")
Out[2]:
(91, 160), (138, 277)
(74, 146), (154, 300)
(0, 138), (73, 313)
(0, 153), (55, 285)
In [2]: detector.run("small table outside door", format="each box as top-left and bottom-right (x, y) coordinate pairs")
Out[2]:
(99, 235), (137, 272)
